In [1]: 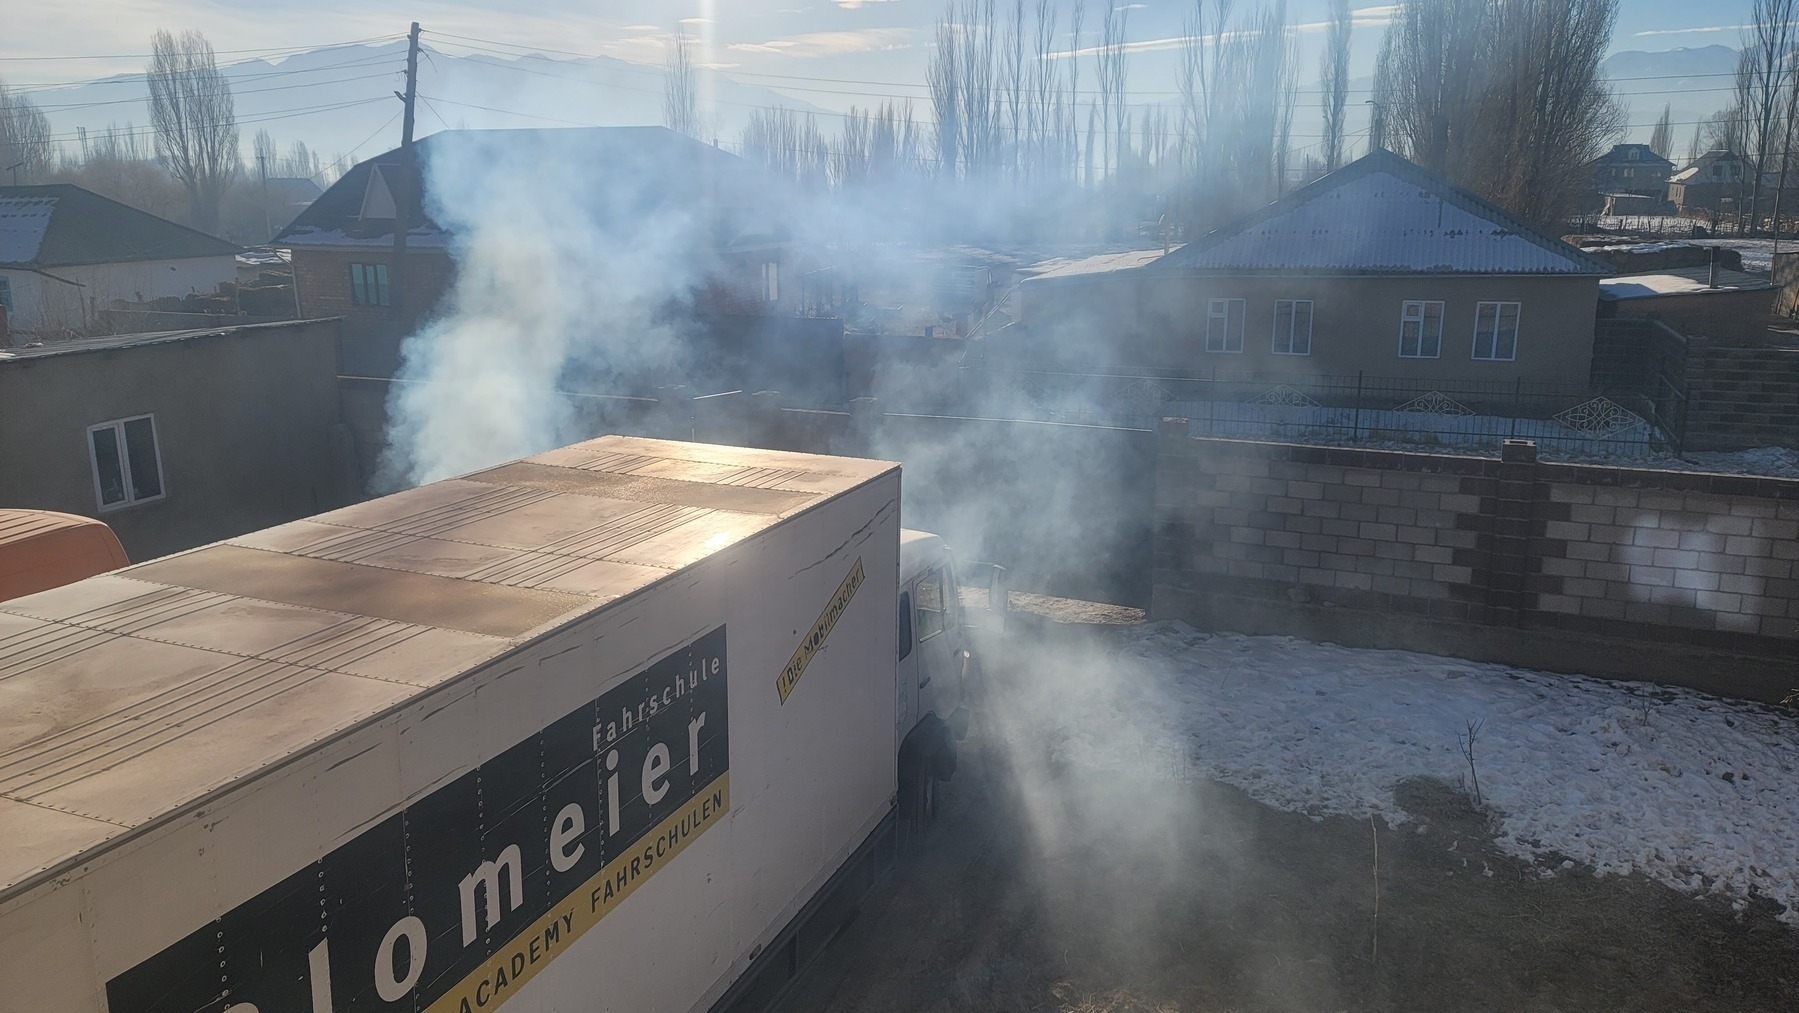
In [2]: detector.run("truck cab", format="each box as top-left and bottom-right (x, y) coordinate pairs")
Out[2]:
(0, 510), (129, 603)
(895, 529), (1003, 829)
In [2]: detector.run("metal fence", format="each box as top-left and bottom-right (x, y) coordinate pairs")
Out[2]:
(967, 368), (1687, 457)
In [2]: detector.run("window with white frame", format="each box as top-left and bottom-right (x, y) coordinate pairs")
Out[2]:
(1272, 299), (1313, 355)
(1206, 298), (1245, 353)
(88, 415), (164, 510)
(1472, 301), (1521, 361)
(761, 261), (780, 302)
(1398, 300), (1444, 358)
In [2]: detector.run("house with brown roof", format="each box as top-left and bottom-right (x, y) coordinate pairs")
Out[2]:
(983, 149), (1614, 387)
(0, 184), (240, 339)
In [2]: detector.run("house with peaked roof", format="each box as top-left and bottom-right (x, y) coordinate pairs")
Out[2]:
(1668, 149), (1753, 219)
(274, 127), (815, 381)
(1586, 143), (1676, 206)
(990, 149), (1613, 387)
(0, 184), (240, 339)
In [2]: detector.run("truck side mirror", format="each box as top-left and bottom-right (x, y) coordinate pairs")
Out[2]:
(986, 564), (1009, 618)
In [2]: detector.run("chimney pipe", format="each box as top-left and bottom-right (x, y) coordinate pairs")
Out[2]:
(1709, 245), (1719, 289)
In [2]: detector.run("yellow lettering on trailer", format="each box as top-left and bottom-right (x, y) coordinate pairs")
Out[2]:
(776, 557), (866, 703)
(425, 775), (731, 1013)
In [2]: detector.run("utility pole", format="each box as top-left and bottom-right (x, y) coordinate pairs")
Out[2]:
(389, 21), (421, 320)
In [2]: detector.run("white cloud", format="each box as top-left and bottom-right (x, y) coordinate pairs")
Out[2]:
(1634, 24), (1754, 38)
(728, 27), (917, 57)
(1054, 5), (1394, 61)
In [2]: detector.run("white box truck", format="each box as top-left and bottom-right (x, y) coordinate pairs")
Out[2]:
(0, 436), (990, 1013)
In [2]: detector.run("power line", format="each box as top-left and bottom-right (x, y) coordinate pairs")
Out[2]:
(9, 49), (405, 94)
(30, 70), (399, 113)
(0, 35), (404, 63)
(39, 95), (392, 144)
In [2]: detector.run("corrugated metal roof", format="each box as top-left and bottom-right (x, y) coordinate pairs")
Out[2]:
(0, 185), (238, 268)
(1158, 149), (1611, 276)
(1027, 249), (1166, 280)
(0, 195), (54, 264)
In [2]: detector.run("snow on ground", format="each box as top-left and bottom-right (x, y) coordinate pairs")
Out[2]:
(1072, 623), (1799, 921)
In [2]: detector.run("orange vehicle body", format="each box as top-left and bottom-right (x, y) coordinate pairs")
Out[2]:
(0, 509), (130, 603)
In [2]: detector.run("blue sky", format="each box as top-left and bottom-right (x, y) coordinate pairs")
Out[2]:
(0, 1), (1767, 96)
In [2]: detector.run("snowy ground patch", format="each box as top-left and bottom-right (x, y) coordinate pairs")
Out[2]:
(1071, 623), (1799, 922)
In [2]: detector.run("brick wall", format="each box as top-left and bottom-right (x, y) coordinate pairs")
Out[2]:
(1680, 338), (1799, 450)
(1153, 423), (1799, 700)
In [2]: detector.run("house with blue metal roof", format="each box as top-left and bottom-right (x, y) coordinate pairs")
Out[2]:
(0, 184), (240, 339)
(995, 149), (1614, 388)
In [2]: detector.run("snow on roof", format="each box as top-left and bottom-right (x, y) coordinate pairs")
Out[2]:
(1599, 266), (1773, 299)
(0, 195), (55, 264)
(1158, 149), (1611, 276)
(1026, 249), (1167, 281)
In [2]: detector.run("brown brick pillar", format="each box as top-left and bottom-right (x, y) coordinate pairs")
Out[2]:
(1485, 438), (1539, 622)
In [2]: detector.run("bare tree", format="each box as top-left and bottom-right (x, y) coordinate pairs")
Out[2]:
(1686, 121), (1704, 165)
(147, 30), (239, 233)
(740, 107), (828, 190)
(1736, 0), (1797, 231)
(1321, 0), (1352, 171)
(252, 128), (277, 184)
(1649, 104), (1673, 159)
(663, 25), (700, 139)
(1375, 0), (1623, 226)
(0, 80), (55, 184)
(1375, 0), (1486, 178)
(1097, 1), (1129, 179)
(928, 10), (962, 177)
(1179, 1), (1296, 227)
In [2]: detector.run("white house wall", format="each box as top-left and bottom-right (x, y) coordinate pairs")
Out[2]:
(5, 256), (236, 333)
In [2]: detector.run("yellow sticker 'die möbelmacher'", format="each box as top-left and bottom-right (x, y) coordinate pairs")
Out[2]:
(777, 557), (865, 703)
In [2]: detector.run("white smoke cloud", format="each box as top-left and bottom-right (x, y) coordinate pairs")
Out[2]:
(376, 129), (719, 488)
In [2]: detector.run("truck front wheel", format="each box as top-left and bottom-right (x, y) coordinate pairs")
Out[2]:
(899, 716), (954, 838)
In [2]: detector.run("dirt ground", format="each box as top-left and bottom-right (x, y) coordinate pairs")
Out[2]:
(778, 624), (1799, 1013)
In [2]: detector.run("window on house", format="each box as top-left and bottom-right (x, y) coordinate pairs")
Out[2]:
(1472, 301), (1521, 361)
(761, 261), (779, 302)
(88, 415), (164, 511)
(1398, 300), (1444, 358)
(1623, 167), (1636, 179)
(1272, 300), (1313, 355)
(1206, 298), (1245, 353)
(349, 262), (390, 306)
(915, 568), (946, 642)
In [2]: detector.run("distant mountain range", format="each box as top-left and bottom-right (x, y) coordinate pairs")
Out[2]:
(24, 41), (1743, 180)
(28, 41), (830, 180)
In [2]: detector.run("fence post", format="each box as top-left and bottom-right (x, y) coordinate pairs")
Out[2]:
(655, 384), (690, 441)
(1352, 371), (1364, 441)
(1509, 377), (1522, 439)
(749, 390), (784, 449)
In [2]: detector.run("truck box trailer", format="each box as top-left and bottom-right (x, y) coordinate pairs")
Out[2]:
(0, 436), (973, 1013)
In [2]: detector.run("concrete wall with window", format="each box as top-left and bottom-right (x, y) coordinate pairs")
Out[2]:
(1017, 271), (1600, 385)
(0, 319), (352, 562)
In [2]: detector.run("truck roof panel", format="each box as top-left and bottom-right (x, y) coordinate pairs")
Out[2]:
(0, 436), (896, 901)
